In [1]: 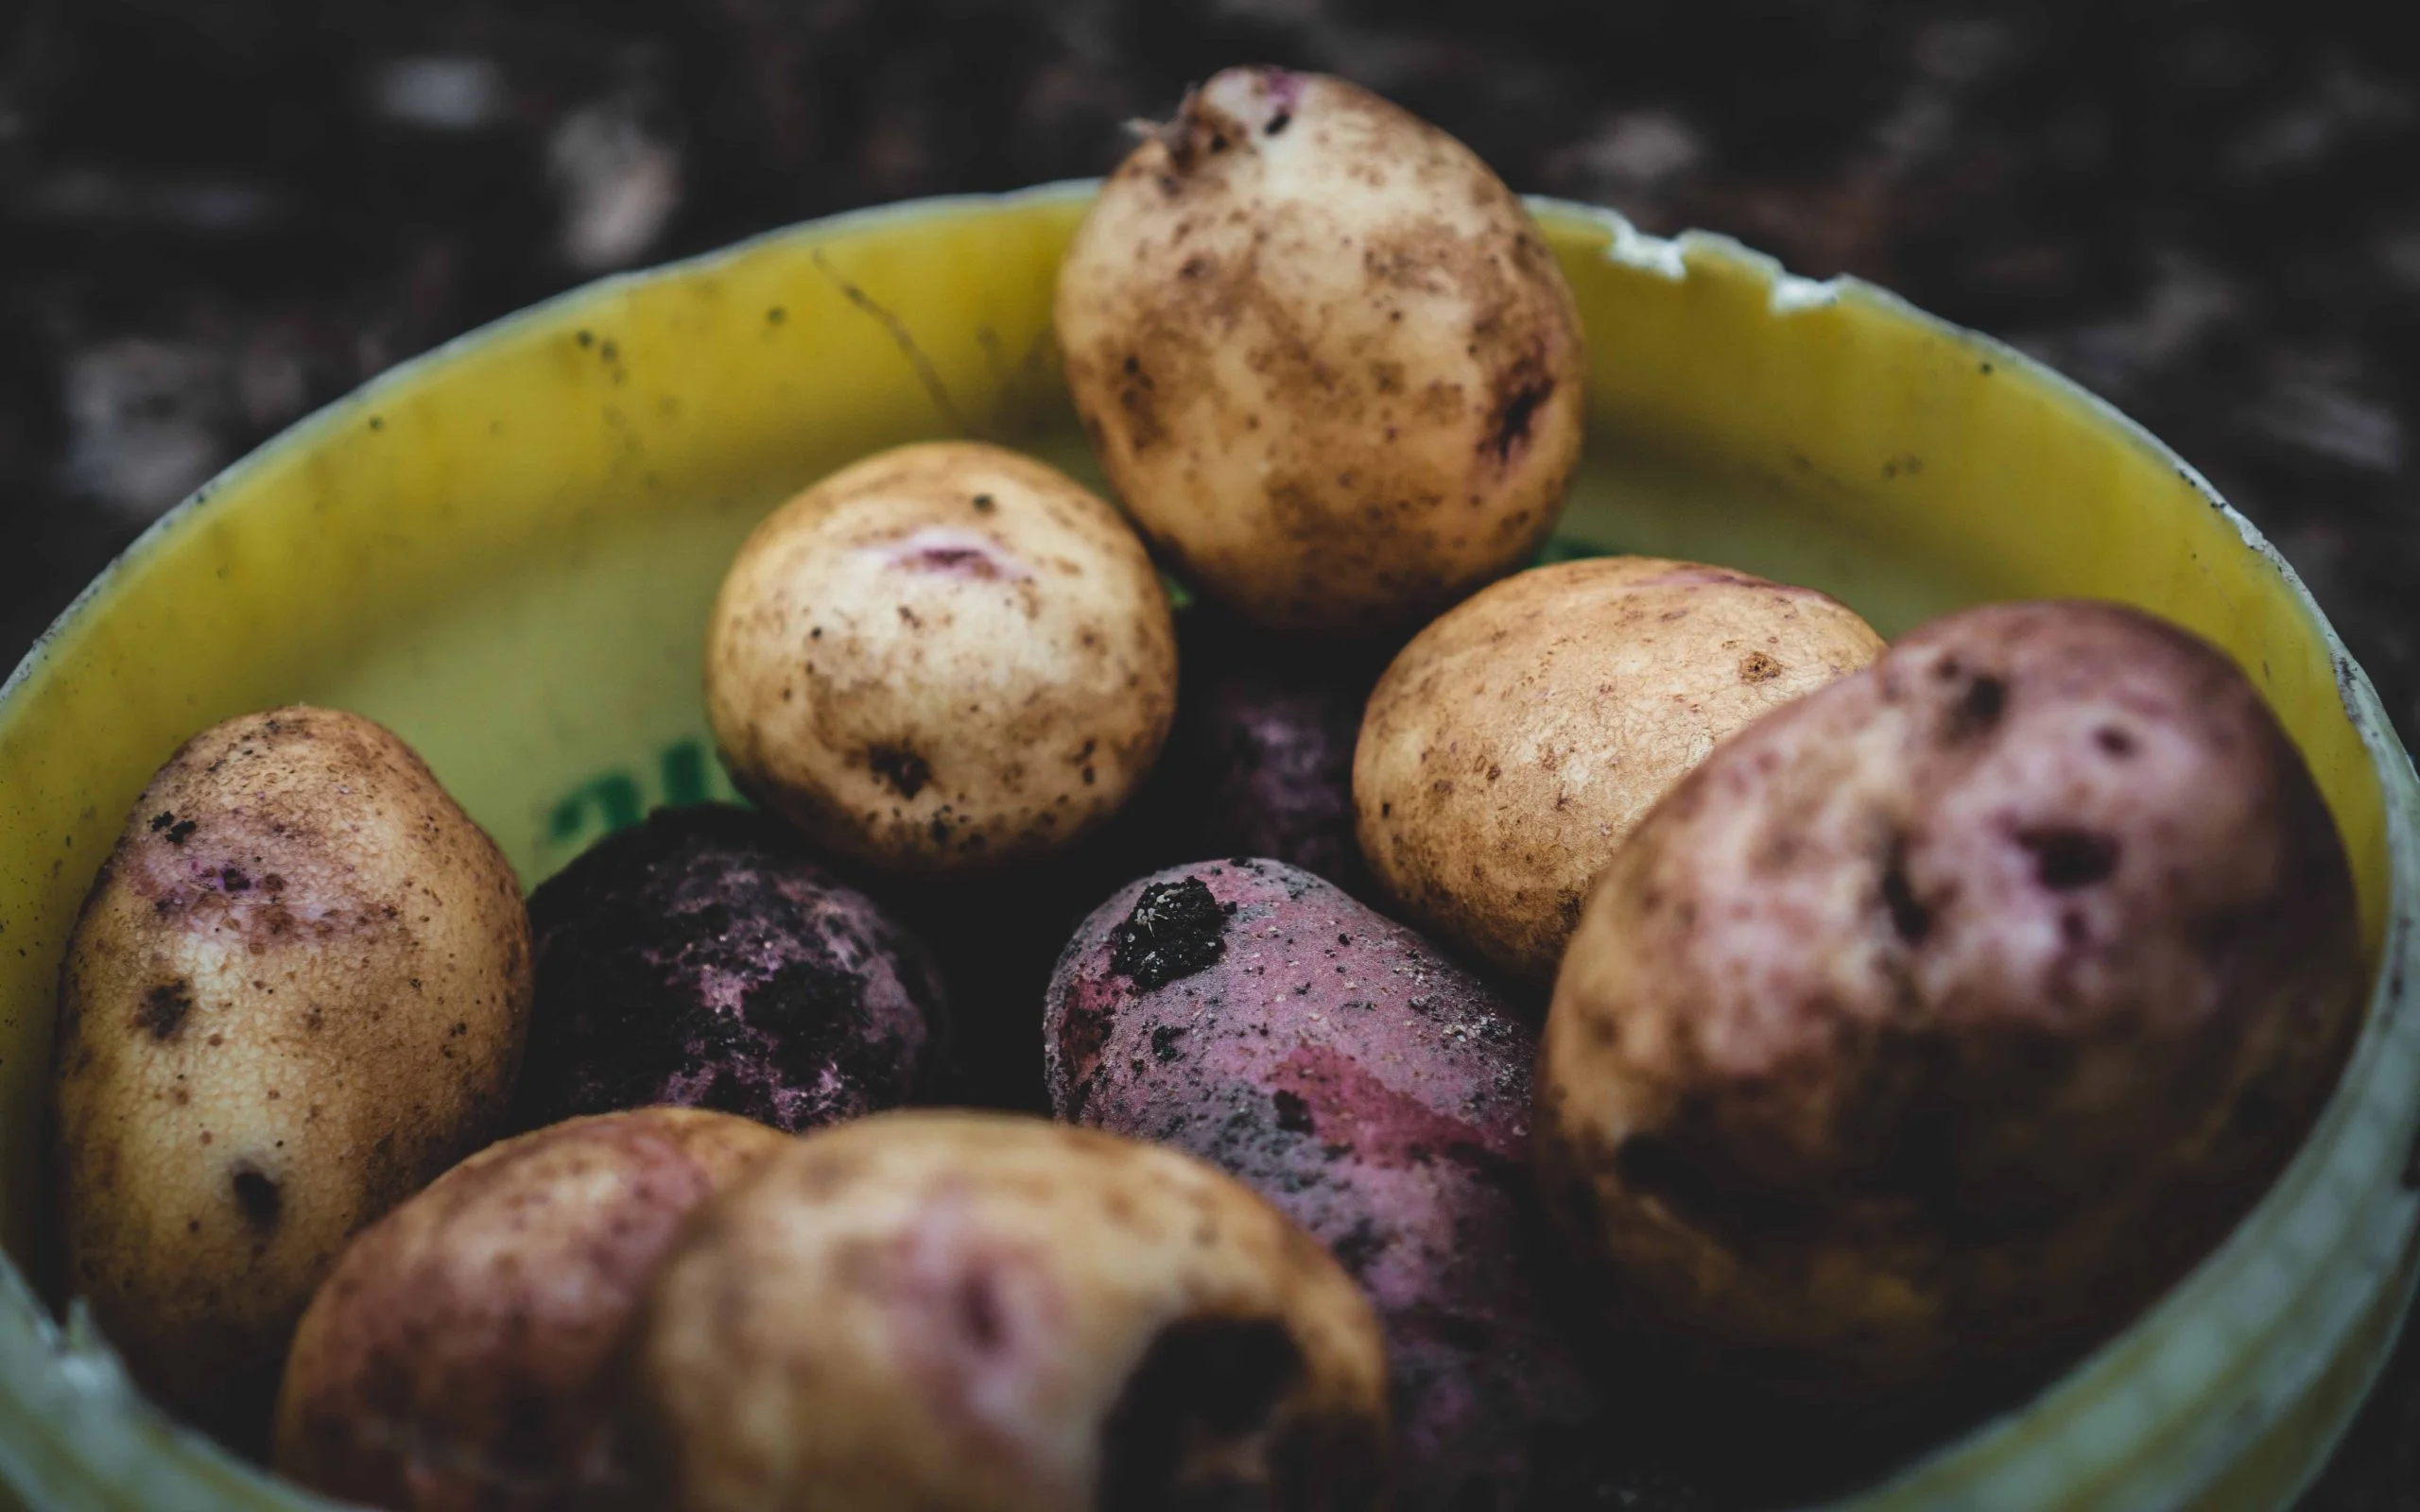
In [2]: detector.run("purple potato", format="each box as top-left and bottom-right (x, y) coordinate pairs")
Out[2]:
(1045, 858), (1693, 1510)
(515, 804), (945, 1133)
(1156, 623), (1385, 898)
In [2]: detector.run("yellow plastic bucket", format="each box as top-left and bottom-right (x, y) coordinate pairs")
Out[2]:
(3, 184), (2416, 1511)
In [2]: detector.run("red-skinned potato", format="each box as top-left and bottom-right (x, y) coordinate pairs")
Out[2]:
(1046, 859), (1680, 1510)
(274, 1108), (788, 1510)
(1538, 600), (2366, 1411)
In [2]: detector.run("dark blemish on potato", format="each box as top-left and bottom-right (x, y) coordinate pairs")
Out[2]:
(1483, 370), (1553, 466)
(148, 811), (176, 833)
(972, 492), (995, 512)
(867, 745), (933, 799)
(230, 1164), (281, 1232)
(1614, 1131), (1742, 1233)
(1879, 848), (1930, 946)
(1557, 893), (1585, 933)
(1097, 1315), (1307, 1512)
(956, 1269), (1008, 1352)
(1379, 802), (1392, 818)
(2096, 726), (2136, 757)
(1151, 1025), (1186, 1063)
(220, 867), (251, 893)
(1739, 652), (1784, 684)
(1272, 1090), (1317, 1135)
(161, 816), (199, 846)
(1331, 1218), (1386, 1275)
(2019, 828), (2120, 890)
(1111, 878), (1233, 988)
(1265, 110), (1291, 135)
(137, 980), (195, 1040)
(1943, 674), (2007, 741)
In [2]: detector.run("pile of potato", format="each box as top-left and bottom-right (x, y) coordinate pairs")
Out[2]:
(48, 65), (2367, 1512)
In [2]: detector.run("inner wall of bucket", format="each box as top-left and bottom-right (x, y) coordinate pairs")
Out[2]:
(304, 418), (1987, 893)
(0, 196), (2391, 1304)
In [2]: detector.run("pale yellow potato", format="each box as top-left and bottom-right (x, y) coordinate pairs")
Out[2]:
(705, 441), (1178, 875)
(275, 1108), (789, 1512)
(1055, 65), (1585, 636)
(1537, 601), (2366, 1408)
(621, 1111), (1390, 1512)
(1355, 557), (1883, 985)
(52, 706), (531, 1442)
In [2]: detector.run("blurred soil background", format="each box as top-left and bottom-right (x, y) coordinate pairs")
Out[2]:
(3, 2), (2417, 1503)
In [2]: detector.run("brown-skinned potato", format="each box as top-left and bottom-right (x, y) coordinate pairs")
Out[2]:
(1056, 66), (1585, 637)
(705, 441), (1177, 876)
(52, 706), (531, 1443)
(1537, 600), (2366, 1412)
(274, 1108), (789, 1511)
(618, 1111), (1391, 1512)
(1356, 557), (1884, 985)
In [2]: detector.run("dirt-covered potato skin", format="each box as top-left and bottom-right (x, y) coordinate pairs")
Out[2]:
(705, 440), (1178, 875)
(1357, 557), (1886, 987)
(273, 1108), (788, 1511)
(1047, 859), (1649, 1511)
(1056, 66), (1585, 637)
(513, 804), (946, 1133)
(1538, 600), (2367, 1409)
(619, 1111), (1390, 1512)
(51, 707), (531, 1442)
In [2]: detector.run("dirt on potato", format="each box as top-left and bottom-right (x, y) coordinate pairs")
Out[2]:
(1047, 859), (1705, 1510)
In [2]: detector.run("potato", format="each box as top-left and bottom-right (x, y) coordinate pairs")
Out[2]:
(1356, 557), (1884, 985)
(1537, 600), (2366, 1411)
(51, 707), (531, 1441)
(705, 440), (1178, 876)
(1150, 622), (1385, 899)
(1046, 859), (1672, 1510)
(274, 1108), (787, 1510)
(513, 803), (946, 1133)
(1055, 66), (1585, 636)
(618, 1110), (1390, 1512)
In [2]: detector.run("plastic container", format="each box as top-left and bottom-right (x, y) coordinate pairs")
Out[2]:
(3, 184), (2416, 1511)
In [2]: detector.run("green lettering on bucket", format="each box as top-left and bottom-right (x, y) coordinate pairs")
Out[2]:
(548, 773), (643, 843)
(542, 738), (746, 859)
